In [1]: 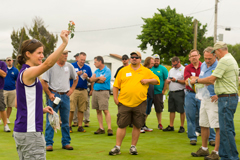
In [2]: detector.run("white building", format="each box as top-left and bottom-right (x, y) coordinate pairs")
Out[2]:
(88, 54), (124, 80)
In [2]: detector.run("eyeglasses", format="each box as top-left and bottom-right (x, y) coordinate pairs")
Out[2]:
(172, 62), (179, 67)
(7, 60), (11, 62)
(190, 54), (199, 58)
(122, 58), (128, 60)
(26, 39), (40, 48)
(131, 56), (140, 59)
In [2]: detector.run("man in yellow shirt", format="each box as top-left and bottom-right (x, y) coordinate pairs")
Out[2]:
(109, 51), (160, 156)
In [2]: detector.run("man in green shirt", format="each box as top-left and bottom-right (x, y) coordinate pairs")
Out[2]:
(190, 41), (239, 160)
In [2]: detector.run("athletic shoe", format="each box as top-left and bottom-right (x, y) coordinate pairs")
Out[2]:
(190, 140), (197, 145)
(108, 129), (113, 136)
(178, 126), (185, 133)
(109, 146), (121, 155)
(129, 124), (133, 128)
(140, 128), (145, 133)
(191, 147), (209, 157)
(158, 124), (163, 130)
(204, 151), (219, 160)
(7, 118), (10, 124)
(209, 141), (215, 146)
(163, 125), (174, 131)
(142, 126), (153, 132)
(196, 131), (201, 136)
(78, 126), (86, 132)
(72, 122), (78, 127)
(4, 124), (11, 132)
(94, 128), (105, 134)
(129, 146), (138, 155)
(84, 122), (89, 127)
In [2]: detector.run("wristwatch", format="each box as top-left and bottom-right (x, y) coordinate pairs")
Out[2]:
(175, 79), (178, 82)
(195, 79), (198, 84)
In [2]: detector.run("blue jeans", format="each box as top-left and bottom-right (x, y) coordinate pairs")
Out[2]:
(184, 91), (201, 141)
(218, 95), (239, 160)
(45, 92), (71, 147)
(146, 97), (153, 115)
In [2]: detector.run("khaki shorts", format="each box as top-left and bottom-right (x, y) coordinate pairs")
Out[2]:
(117, 101), (147, 129)
(199, 98), (219, 128)
(92, 90), (109, 110)
(4, 89), (16, 108)
(70, 89), (88, 112)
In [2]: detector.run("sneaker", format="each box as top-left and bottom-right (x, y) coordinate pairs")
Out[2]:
(196, 131), (201, 136)
(163, 125), (174, 131)
(158, 124), (163, 130)
(69, 126), (73, 133)
(129, 146), (138, 155)
(143, 126), (153, 132)
(108, 129), (113, 136)
(109, 146), (121, 155)
(7, 118), (10, 124)
(178, 126), (185, 133)
(94, 128), (105, 134)
(204, 151), (219, 160)
(84, 122), (89, 127)
(191, 147), (209, 157)
(4, 124), (11, 132)
(190, 140), (197, 145)
(209, 141), (215, 146)
(78, 126), (86, 132)
(72, 122), (78, 127)
(129, 124), (133, 128)
(140, 128), (145, 133)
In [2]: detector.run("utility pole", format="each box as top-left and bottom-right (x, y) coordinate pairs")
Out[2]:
(194, 19), (198, 49)
(214, 0), (218, 43)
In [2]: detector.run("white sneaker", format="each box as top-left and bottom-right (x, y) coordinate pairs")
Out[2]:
(195, 131), (201, 137)
(7, 118), (10, 124)
(140, 128), (145, 133)
(4, 124), (11, 132)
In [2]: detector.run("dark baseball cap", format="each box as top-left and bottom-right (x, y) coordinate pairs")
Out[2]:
(122, 54), (129, 60)
(73, 53), (79, 57)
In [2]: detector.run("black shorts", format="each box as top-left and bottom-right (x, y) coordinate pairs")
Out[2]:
(0, 89), (6, 111)
(168, 90), (185, 113)
(153, 93), (164, 113)
(117, 101), (147, 129)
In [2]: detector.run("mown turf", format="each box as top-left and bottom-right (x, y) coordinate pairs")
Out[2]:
(1, 95), (240, 160)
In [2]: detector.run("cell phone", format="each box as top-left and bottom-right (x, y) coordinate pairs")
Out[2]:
(169, 77), (173, 79)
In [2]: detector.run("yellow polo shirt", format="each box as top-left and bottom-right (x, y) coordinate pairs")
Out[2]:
(114, 64), (160, 107)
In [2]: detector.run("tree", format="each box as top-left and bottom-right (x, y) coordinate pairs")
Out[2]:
(228, 43), (240, 67)
(11, 17), (58, 60)
(137, 6), (212, 65)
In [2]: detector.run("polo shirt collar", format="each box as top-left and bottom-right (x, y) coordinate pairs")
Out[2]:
(129, 64), (143, 72)
(189, 61), (202, 69)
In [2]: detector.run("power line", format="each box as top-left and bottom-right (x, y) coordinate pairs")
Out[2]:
(186, 7), (214, 16)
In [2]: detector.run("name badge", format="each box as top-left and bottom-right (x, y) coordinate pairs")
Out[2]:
(126, 72), (132, 77)
(191, 72), (196, 76)
(200, 71), (204, 76)
(64, 67), (69, 72)
(75, 68), (79, 72)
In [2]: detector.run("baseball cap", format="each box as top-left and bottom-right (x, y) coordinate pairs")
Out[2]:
(63, 50), (71, 54)
(74, 53), (79, 57)
(6, 57), (13, 61)
(122, 54), (129, 60)
(130, 51), (142, 58)
(153, 54), (160, 59)
(212, 41), (227, 53)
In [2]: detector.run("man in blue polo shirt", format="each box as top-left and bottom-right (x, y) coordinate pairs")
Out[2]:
(69, 52), (92, 133)
(89, 56), (113, 136)
(191, 47), (219, 159)
(3, 57), (19, 124)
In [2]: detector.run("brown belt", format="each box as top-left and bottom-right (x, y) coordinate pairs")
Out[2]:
(49, 88), (68, 95)
(218, 93), (238, 97)
(76, 88), (86, 91)
(95, 90), (109, 92)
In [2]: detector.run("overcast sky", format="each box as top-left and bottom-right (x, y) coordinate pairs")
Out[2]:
(1, 0), (240, 60)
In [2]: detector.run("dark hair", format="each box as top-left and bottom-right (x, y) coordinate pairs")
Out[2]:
(79, 52), (86, 56)
(94, 56), (104, 64)
(143, 57), (153, 67)
(18, 39), (44, 65)
(171, 56), (180, 62)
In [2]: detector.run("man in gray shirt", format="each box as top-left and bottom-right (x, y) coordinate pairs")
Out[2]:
(163, 56), (186, 133)
(41, 50), (78, 151)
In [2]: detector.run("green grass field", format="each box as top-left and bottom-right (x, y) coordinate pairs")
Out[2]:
(1, 95), (240, 160)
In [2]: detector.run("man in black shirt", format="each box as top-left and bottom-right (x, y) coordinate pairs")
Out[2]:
(114, 55), (129, 78)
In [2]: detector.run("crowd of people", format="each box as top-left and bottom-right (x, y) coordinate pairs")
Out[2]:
(0, 32), (239, 160)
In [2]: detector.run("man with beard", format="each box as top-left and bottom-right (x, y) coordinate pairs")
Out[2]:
(150, 54), (168, 130)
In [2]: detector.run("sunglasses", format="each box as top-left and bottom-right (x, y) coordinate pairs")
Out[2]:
(122, 58), (128, 60)
(131, 56), (140, 59)
(26, 39), (40, 48)
(172, 62), (179, 67)
(7, 60), (11, 62)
